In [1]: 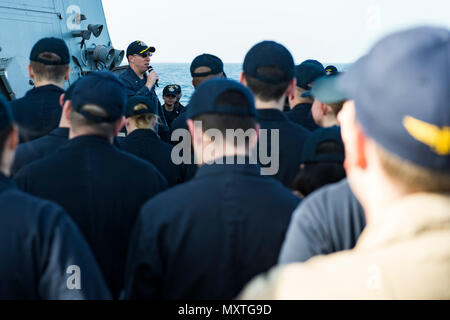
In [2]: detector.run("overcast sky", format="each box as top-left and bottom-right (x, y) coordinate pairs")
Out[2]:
(101, 0), (449, 63)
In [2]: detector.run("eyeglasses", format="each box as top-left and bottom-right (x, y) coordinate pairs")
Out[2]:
(136, 52), (152, 58)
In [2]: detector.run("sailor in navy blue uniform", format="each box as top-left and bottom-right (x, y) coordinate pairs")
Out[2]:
(240, 41), (310, 187)
(118, 41), (170, 142)
(0, 94), (111, 299)
(11, 79), (80, 176)
(170, 53), (226, 135)
(11, 37), (71, 143)
(119, 96), (183, 186)
(15, 72), (168, 299)
(162, 85), (183, 127)
(123, 79), (300, 300)
(286, 60), (326, 131)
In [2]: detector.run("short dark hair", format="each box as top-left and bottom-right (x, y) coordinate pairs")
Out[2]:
(0, 125), (13, 161)
(293, 139), (346, 195)
(69, 105), (116, 138)
(244, 66), (290, 102)
(292, 163), (346, 196)
(192, 90), (257, 148)
(30, 52), (68, 83)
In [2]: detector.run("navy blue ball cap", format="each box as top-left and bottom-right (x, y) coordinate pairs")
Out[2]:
(0, 94), (14, 130)
(163, 84), (180, 96)
(71, 71), (127, 123)
(295, 59), (326, 90)
(125, 96), (157, 118)
(301, 126), (344, 164)
(337, 26), (450, 172)
(186, 79), (256, 119)
(190, 54), (224, 77)
(243, 41), (295, 84)
(302, 74), (347, 103)
(325, 65), (338, 76)
(30, 37), (70, 65)
(126, 40), (155, 57)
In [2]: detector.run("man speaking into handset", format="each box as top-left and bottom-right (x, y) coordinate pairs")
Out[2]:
(119, 41), (170, 141)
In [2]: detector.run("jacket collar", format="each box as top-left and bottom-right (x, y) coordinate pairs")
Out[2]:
(257, 109), (288, 121)
(126, 128), (158, 140)
(26, 84), (64, 96)
(49, 127), (70, 138)
(356, 193), (450, 250)
(195, 156), (261, 179)
(292, 103), (312, 111)
(60, 134), (112, 150)
(126, 66), (146, 82)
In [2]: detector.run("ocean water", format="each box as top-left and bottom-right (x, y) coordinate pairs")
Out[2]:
(151, 63), (350, 106)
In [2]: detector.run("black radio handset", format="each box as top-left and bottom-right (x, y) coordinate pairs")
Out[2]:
(147, 66), (159, 87)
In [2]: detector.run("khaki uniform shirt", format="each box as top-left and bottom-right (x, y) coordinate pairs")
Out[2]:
(239, 193), (450, 299)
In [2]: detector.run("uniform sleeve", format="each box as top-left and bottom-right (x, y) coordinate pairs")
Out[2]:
(37, 203), (112, 300)
(277, 191), (332, 264)
(122, 208), (164, 299)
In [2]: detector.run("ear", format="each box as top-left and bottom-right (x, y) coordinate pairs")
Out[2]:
(249, 123), (259, 150)
(27, 65), (34, 79)
(286, 78), (297, 99)
(7, 125), (19, 151)
(320, 101), (329, 115)
(187, 119), (202, 148)
(239, 72), (246, 85)
(114, 117), (126, 136)
(59, 94), (65, 108)
(64, 66), (70, 81)
(63, 101), (72, 124)
(339, 101), (367, 171)
(150, 116), (157, 127)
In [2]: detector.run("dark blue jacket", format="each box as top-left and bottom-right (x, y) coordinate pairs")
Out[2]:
(123, 159), (300, 300)
(257, 109), (310, 187)
(169, 106), (188, 135)
(0, 173), (111, 299)
(286, 103), (320, 131)
(11, 85), (64, 143)
(118, 66), (170, 141)
(278, 179), (366, 264)
(15, 135), (168, 298)
(119, 129), (183, 186)
(163, 103), (184, 128)
(12, 127), (69, 176)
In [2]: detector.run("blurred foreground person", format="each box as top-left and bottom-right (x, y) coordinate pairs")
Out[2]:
(123, 79), (300, 299)
(11, 37), (70, 143)
(0, 94), (111, 299)
(239, 26), (450, 299)
(15, 72), (167, 298)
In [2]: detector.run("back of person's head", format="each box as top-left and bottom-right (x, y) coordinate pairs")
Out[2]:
(243, 41), (295, 102)
(68, 71), (127, 139)
(0, 94), (17, 175)
(326, 26), (450, 195)
(292, 127), (346, 196)
(29, 37), (70, 83)
(190, 54), (225, 88)
(186, 79), (258, 153)
(125, 96), (159, 131)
